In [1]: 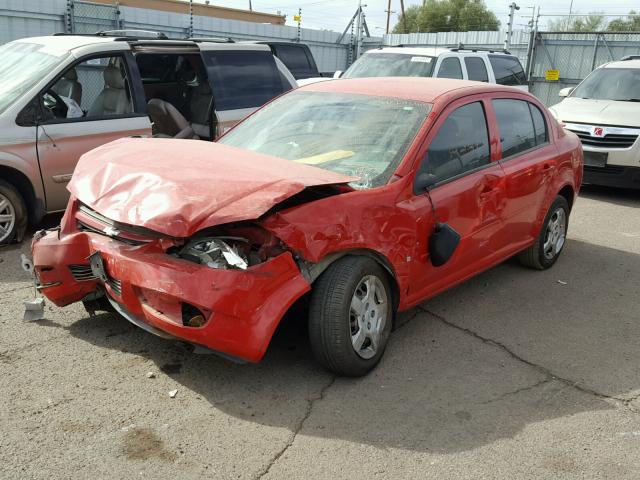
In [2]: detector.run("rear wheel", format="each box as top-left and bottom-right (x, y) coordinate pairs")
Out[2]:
(308, 256), (393, 377)
(0, 179), (27, 245)
(518, 195), (569, 270)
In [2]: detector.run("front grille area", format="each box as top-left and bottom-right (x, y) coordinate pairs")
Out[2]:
(108, 278), (122, 296)
(69, 264), (97, 282)
(68, 263), (122, 296)
(76, 204), (160, 244)
(569, 130), (638, 148)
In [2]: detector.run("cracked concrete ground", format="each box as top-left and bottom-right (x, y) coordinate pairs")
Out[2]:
(1, 185), (639, 479)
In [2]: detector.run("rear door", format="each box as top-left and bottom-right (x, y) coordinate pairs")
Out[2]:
(200, 45), (290, 135)
(489, 96), (556, 244)
(408, 97), (506, 302)
(36, 51), (151, 212)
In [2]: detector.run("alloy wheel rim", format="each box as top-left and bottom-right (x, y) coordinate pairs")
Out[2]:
(349, 275), (388, 360)
(0, 193), (15, 243)
(543, 207), (566, 260)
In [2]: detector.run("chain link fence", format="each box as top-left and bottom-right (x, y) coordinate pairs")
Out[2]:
(527, 32), (640, 105)
(65, 0), (120, 34)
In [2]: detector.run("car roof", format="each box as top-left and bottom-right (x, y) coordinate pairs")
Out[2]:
(10, 35), (271, 53)
(366, 46), (450, 57)
(299, 77), (521, 104)
(11, 35), (120, 51)
(603, 59), (640, 69)
(365, 46), (515, 58)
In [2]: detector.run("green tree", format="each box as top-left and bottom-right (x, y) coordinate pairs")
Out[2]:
(393, 5), (421, 33)
(607, 11), (640, 32)
(393, 0), (500, 34)
(547, 13), (607, 32)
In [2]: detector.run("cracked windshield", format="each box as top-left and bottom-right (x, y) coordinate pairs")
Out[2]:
(220, 91), (431, 189)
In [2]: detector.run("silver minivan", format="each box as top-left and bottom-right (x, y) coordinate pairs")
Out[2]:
(0, 33), (296, 244)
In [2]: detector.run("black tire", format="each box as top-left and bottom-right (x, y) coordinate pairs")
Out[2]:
(308, 256), (394, 377)
(0, 179), (27, 245)
(518, 195), (570, 270)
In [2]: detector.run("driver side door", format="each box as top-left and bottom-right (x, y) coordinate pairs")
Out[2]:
(36, 52), (151, 212)
(406, 97), (507, 305)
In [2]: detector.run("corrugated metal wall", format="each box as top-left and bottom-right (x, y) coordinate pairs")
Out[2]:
(0, 1), (382, 74)
(0, 0), (67, 44)
(119, 5), (361, 73)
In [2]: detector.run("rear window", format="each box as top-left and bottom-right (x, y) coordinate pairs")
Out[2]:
(203, 50), (287, 111)
(489, 55), (526, 86)
(272, 45), (312, 72)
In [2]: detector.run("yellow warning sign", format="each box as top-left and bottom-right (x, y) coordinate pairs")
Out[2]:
(545, 69), (560, 81)
(293, 14), (301, 22)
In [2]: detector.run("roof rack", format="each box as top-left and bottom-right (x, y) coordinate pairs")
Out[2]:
(448, 43), (511, 54)
(96, 29), (168, 39)
(188, 36), (235, 43)
(620, 55), (640, 61)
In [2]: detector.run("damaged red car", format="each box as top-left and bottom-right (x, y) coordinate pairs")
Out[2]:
(31, 78), (583, 376)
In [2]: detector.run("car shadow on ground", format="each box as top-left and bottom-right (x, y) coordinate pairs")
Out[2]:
(579, 184), (640, 207)
(46, 238), (639, 454)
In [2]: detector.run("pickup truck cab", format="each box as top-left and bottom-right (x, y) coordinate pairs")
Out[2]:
(0, 32), (296, 244)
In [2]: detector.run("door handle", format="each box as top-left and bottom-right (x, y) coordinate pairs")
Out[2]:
(542, 163), (555, 171)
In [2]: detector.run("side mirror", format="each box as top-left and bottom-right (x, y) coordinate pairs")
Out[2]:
(429, 222), (461, 267)
(558, 87), (573, 98)
(414, 172), (438, 193)
(333, 70), (343, 79)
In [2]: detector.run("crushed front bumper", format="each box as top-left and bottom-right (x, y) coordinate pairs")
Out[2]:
(31, 230), (311, 362)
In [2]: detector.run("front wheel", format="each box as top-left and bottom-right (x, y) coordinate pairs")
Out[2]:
(518, 195), (570, 270)
(308, 256), (394, 377)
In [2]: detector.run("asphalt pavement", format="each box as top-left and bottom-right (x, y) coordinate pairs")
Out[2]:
(1, 185), (639, 479)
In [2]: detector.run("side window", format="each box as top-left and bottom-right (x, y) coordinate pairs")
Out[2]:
(529, 103), (548, 145)
(46, 55), (133, 121)
(136, 54), (178, 83)
(420, 102), (491, 184)
(493, 99), (538, 157)
(488, 55), (526, 86)
(464, 57), (489, 82)
(437, 57), (463, 79)
(203, 50), (286, 111)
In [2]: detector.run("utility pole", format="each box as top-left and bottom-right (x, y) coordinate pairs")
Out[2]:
(504, 2), (520, 51)
(385, 0), (392, 34)
(249, 1), (253, 11)
(296, 8), (301, 43)
(188, 0), (193, 38)
(400, 0), (406, 32)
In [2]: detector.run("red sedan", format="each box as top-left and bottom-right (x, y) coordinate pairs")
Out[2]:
(31, 78), (583, 376)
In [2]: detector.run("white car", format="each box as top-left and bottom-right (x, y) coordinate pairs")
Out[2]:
(298, 46), (528, 90)
(550, 57), (640, 189)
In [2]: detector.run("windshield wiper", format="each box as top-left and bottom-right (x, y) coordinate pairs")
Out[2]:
(614, 98), (640, 102)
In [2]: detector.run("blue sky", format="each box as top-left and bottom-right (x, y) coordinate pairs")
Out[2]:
(196, 0), (640, 33)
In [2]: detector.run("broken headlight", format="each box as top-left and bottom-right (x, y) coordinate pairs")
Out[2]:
(178, 237), (250, 270)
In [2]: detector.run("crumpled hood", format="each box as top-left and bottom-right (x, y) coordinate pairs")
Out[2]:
(550, 97), (640, 127)
(68, 138), (355, 238)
